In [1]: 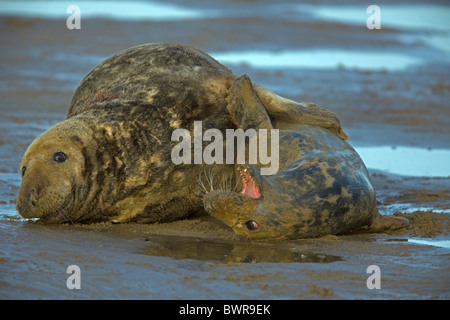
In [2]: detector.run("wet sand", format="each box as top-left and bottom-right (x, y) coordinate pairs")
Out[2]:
(0, 0), (449, 299)
(0, 212), (449, 300)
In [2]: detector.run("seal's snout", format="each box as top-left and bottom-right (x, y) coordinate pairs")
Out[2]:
(27, 188), (38, 206)
(203, 189), (257, 229)
(17, 185), (39, 218)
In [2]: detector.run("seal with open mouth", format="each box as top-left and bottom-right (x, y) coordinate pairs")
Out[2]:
(203, 75), (410, 240)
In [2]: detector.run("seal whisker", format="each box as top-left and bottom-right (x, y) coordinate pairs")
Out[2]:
(220, 173), (228, 191)
(45, 196), (74, 224)
(196, 168), (209, 196)
(60, 208), (73, 224)
(231, 175), (240, 192)
(204, 167), (214, 192)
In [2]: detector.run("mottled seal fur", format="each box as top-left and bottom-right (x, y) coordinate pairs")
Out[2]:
(203, 75), (410, 240)
(17, 43), (346, 224)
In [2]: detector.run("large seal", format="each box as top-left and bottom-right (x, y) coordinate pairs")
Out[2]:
(16, 43), (346, 224)
(203, 75), (410, 240)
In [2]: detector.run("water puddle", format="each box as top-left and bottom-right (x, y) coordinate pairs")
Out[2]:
(0, 0), (203, 20)
(300, 4), (450, 32)
(299, 4), (450, 54)
(407, 238), (450, 249)
(212, 50), (422, 71)
(354, 146), (450, 177)
(384, 237), (450, 249)
(210, 5), (450, 70)
(141, 235), (342, 264)
(378, 203), (450, 216)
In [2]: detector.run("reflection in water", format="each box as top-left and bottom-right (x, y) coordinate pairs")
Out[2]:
(141, 235), (342, 263)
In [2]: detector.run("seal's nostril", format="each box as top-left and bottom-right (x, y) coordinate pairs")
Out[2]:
(27, 189), (38, 206)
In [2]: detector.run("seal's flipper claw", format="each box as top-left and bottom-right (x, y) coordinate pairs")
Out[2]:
(252, 83), (348, 140)
(226, 75), (273, 131)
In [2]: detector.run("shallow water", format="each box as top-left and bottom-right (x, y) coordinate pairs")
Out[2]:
(408, 238), (450, 249)
(141, 235), (342, 263)
(212, 50), (423, 71)
(0, 0), (204, 20)
(378, 203), (450, 216)
(303, 4), (450, 32)
(354, 146), (450, 177)
(305, 4), (450, 55)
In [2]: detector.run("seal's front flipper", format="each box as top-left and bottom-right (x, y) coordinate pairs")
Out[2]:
(366, 214), (411, 233)
(226, 75), (280, 175)
(253, 83), (348, 140)
(226, 75), (273, 131)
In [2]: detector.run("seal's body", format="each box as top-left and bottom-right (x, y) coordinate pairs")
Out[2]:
(203, 76), (409, 240)
(17, 43), (346, 224)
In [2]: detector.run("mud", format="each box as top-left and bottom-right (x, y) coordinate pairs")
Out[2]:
(0, 0), (449, 299)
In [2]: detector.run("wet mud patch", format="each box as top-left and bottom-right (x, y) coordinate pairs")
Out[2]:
(141, 235), (342, 263)
(1, 216), (449, 299)
(394, 211), (450, 238)
(369, 169), (450, 216)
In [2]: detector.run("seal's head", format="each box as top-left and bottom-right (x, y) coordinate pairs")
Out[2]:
(203, 164), (291, 240)
(17, 119), (93, 223)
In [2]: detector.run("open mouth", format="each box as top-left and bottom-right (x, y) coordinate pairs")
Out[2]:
(238, 166), (261, 199)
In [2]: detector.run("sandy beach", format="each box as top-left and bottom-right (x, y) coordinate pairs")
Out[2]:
(0, 0), (449, 300)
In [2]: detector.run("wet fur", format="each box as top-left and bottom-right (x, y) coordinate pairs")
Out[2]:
(203, 75), (409, 240)
(17, 43), (348, 224)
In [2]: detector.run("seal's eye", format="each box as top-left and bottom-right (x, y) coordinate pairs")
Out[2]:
(21, 166), (26, 177)
(245, 220), (259, 231)
(53, 151), (67, 163)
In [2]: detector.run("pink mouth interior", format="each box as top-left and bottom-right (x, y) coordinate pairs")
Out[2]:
(240, 169), (260, 199)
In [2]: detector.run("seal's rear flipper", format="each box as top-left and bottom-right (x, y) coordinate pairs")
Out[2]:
(253, 83), (348, 140)
(366, 214), (411, 233)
